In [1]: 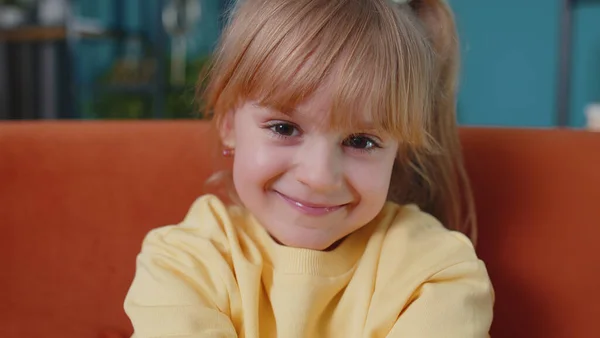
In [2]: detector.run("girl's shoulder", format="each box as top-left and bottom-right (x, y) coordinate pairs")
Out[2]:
(140, 194), (241, 254)
(374, 202), (481, 275)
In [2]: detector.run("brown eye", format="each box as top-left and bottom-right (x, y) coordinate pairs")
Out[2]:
(343, 135), (379, 150)
(269, 123), (299, 137)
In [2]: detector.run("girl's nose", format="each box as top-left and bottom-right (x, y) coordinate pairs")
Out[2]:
(294, 139), (344, 192)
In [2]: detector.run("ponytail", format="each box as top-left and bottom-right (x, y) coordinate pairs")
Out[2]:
(389, 0), (477, 243)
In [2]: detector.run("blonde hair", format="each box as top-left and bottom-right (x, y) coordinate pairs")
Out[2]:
(199, 0), (477, 242)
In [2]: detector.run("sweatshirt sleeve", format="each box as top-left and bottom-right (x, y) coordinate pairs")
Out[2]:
(124, 222), (239, 338)
(387, 259), (494, 338)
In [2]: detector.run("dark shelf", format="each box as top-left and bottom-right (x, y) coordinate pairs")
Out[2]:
(0, 0), (193, 120)
(168, 84), (195, 92)
(89, 83), (195, 94)
(95, 83), (155, 94)
(0, 25), (145, 42)
(0, 26), (67, 42)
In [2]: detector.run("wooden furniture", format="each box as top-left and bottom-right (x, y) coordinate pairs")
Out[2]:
(0, 26), (68, 42)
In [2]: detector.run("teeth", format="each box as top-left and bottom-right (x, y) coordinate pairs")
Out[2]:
(296, 200), (327, 209)
(277, 191), (339, 210)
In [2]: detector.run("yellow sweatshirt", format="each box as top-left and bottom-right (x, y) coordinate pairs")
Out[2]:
(124, 195), (493, 338)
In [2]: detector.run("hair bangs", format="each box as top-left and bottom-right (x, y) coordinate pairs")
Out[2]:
(208, 0), (438, 154)
(243, 0), (363, 114)
(328, 5), (437, 155)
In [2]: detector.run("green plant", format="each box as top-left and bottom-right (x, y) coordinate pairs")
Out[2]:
(93, 94), (151, 119)
(89, 55), (212, 119)
(164, 55), (211, 119)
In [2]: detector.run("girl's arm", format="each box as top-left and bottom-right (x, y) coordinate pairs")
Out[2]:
(124, 226), (238, 338)
(387, 260), (494, 338)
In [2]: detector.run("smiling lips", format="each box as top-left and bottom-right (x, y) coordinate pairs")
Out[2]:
(275, 191), (347, 216)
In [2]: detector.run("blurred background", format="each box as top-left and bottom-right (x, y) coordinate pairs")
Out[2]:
(0, 0), (598, 128)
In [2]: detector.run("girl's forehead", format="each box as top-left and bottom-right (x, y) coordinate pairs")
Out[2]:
(245, 61), (398, 138)
(296, 89), (375, 131)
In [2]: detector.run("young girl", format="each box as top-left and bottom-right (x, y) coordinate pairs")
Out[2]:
(124, 0), (494, 336)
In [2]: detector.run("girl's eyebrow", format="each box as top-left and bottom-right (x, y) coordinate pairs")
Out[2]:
(354, 123), (376, 132)
(251, 103), (294, 116)
(270, 108), (295, 119)
(257, 103), (381, 134)
(341, 121), (379, 134)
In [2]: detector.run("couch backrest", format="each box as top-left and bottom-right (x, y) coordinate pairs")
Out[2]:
(0, 122), (221, 337)
(1, 121), (599, 338)
(460, 127), (600, 337)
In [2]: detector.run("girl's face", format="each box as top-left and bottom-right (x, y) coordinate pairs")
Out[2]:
(222, 87), (399, 250)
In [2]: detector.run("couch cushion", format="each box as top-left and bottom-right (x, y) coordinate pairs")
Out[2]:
(460, 127), (600, 338)
(0, 121), (225, 337)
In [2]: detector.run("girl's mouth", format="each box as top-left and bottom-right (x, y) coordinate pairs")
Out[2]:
(274, 191), (347, 216)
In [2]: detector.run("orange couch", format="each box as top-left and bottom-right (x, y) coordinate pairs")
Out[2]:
(1, 121), (598, 338)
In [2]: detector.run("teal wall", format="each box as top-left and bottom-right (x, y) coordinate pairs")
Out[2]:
(451, 0), (600, 127)
(72, 0), (600, 125)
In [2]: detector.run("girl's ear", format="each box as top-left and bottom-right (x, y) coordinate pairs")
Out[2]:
(219, 110), (236, 148)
